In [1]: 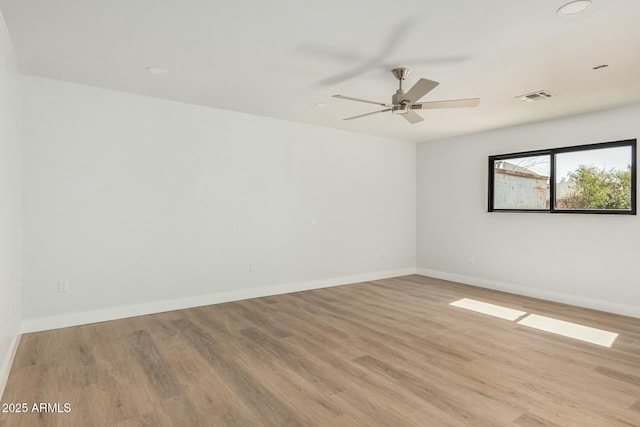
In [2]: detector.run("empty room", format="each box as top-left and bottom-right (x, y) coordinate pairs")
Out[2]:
(1, 0), (640, 426)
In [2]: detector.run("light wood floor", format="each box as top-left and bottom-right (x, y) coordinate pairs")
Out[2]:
(2, 275), (640, 426)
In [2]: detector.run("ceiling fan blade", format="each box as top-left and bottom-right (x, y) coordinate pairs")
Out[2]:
(412, 98), (480, 109)
(343, 109), (392, 121)
(314, 19), (416, 86)
(402, 78), (439, 103)
(402, 110), (424, 124)
(333, 95), (389, 107)
(386, 55), (469, 67)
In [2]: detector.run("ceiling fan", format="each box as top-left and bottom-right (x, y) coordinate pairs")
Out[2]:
(333, 68), (480, 124)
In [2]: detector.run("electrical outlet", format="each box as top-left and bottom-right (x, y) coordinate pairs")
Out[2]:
(58, 280), (69, 292)
(249, 264), (256, 272)
(469, 255), (476, 265)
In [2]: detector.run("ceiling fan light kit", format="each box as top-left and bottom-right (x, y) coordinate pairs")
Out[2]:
(392, 105), (408, 115)
(333, 67), (480, 125)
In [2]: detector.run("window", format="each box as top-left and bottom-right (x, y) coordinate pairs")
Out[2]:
(488, 139), (636, 214)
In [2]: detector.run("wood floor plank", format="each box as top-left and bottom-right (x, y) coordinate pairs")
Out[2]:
(352, 354), (518, 425)
(172, 318), (307, 426)
(2, 275), (639, 426)
(239, 327), (344, 395)
(126, 330), (182, 399)
(329, 389), (421, 427)
(513, 412), (562, 427)
(594, 365), (640, 386)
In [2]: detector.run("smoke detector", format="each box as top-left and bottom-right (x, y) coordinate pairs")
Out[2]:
(515, 90), (553, 103)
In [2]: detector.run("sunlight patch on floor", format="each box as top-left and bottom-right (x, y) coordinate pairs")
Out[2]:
(517, 314), (618, 347)
(449, 298), (527, 321)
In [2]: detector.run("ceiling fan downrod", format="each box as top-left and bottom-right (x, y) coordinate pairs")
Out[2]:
(391, 68), (410, 113)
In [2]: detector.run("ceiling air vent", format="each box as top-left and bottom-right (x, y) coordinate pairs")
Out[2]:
(515, 90), (553, 103)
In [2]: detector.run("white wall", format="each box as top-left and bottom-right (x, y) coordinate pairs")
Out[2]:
(22, 76), (416, 325)
(417, 104), (640, 317)
(0, 10), (22, 396)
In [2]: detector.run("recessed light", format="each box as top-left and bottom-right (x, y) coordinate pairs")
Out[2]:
(557, 0), (592, 16)
(314, 102), (327, 108)
(592, 64), (609, 70)
(146, 66), (168, 75)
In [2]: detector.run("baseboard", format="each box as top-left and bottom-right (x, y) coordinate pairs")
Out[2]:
(416, 268), (640, 319)
(0, 332), (22, 400)
(21, 268), (417, 333)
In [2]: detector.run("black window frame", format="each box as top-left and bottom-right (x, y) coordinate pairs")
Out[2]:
(488, 139), (636, 215)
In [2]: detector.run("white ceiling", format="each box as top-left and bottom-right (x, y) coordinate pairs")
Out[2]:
(2, 0), (640, 142)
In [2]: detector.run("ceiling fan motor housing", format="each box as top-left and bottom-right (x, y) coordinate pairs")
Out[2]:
(392, 90), (406, 106)
(392, 88), (409, 114)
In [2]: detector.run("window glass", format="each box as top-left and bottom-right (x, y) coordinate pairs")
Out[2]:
(493, 155), (550, 210)
(555, 146), (633, 211)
